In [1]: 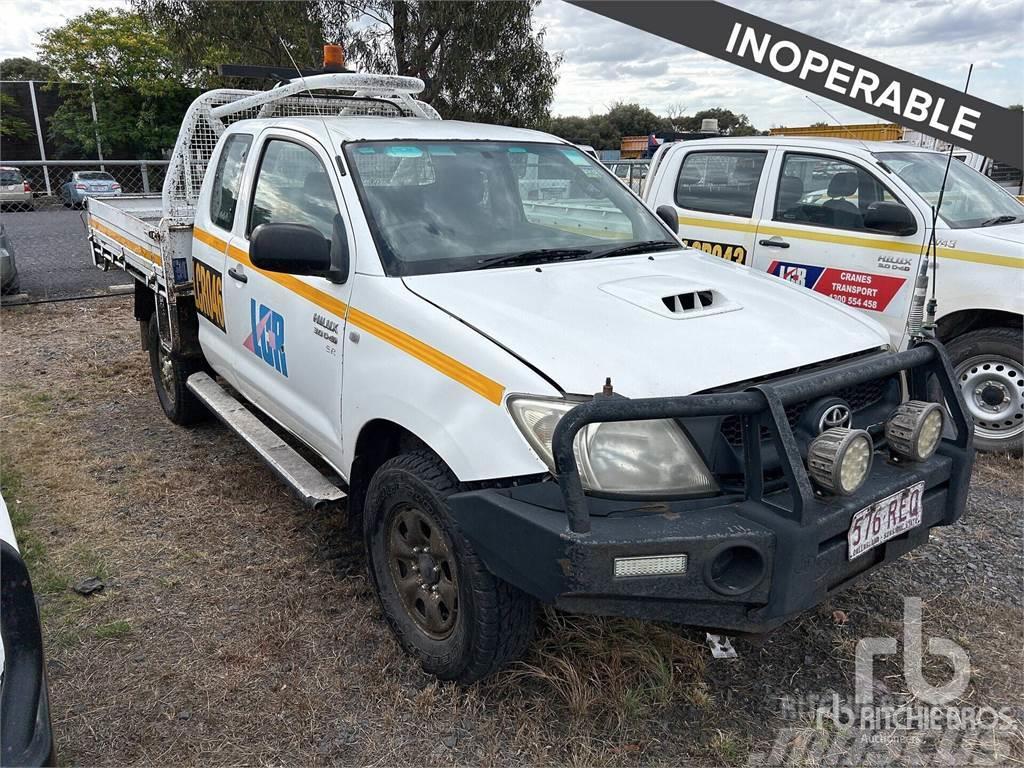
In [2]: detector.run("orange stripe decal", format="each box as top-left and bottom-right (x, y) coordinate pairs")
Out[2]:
(90, 219), (162, 265)
(193, 228), (505, 404)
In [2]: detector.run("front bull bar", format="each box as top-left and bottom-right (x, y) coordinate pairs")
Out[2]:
(550, 340), (973, 535)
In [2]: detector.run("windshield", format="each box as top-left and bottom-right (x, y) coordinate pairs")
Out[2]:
(0, 170), (23, 185)
(345, 141), (675, 276)
(875, 151), (1023, 229)
(78, 172), (115, 181)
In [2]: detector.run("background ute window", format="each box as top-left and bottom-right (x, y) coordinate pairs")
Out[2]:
(674, 151), (767, 217)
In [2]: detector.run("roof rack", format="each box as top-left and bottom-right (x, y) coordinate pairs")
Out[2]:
(163, 72), (441, 221)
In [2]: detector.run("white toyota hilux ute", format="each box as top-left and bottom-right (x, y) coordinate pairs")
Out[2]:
(643, 136), (1024, 453)
(85, 71), (973, 683)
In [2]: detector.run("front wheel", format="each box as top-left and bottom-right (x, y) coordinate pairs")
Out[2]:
(946, 326), (1023, 455)
(364, 450), (534, 683)
(147, 315), (209, 426)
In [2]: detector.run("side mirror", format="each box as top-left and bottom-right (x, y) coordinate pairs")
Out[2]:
(864, 201), (917, 236)
(656, 204), (679, 234)
(251, 223), (331, 276)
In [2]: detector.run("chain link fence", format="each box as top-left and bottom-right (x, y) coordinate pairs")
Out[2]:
(3, 161), (169, 210)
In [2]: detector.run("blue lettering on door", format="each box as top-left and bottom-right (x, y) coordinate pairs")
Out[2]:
(243, 299), (288, 377)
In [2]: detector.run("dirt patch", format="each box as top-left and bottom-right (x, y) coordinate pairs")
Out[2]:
(1, 298), (1021, 766)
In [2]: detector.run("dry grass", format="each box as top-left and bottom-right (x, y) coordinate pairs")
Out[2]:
(1, 298), (1020, 767)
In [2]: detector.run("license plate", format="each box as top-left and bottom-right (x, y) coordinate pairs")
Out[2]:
(847, 481), (924, 560)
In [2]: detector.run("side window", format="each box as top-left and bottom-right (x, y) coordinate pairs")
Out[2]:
(248, 140), (340, 240)
(775, 153), (901, 231)
(674, 151), (767, 217)
(209, 134), (252, 231)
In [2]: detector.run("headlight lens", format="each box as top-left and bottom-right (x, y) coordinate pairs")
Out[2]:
(508, 397), (718, 495)
(885, 400), (944, 461)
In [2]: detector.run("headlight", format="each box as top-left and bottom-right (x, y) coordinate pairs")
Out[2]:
(886, 400), (944, 461)
(507, 397), (718, 495)
(807, 427), (873, 496)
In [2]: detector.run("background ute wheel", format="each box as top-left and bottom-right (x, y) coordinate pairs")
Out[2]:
(364, 450), (534, 683)
(945, 326), (1023, 455)
(147, 315), (209, 426)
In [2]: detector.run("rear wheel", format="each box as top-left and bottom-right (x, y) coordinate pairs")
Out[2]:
(147, 315), (208, 426)
(946, 327), (1023, 455)
(364, 450), (534, 683)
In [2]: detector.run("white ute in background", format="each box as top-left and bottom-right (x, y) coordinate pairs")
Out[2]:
(83, 51), (973, 683)
(644, 136), (1024, 453)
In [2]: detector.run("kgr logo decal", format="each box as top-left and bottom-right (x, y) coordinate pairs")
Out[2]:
(193, 260), (226, 332)
(680, 238), (747, 264)
(244, 299), (288, 376)
(767, 261), (906, 312)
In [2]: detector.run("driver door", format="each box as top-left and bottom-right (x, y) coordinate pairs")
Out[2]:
(750, 149), (927, 347)
(225, 130), (356, 466)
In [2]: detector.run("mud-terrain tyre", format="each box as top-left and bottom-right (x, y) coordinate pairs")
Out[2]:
(147, 315), (209, 426)
(364, 450), (534, 683)
(945, 326), (1023, 456)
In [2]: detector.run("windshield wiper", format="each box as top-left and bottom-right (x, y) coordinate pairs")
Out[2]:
(979, 215), (1018, 227)
(475, 248), (593, 269)
(590, 240), (681, 259)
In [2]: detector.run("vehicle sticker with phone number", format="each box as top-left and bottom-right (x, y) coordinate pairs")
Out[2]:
(767, 260), (907, 312)
(680, 238), (747, 264)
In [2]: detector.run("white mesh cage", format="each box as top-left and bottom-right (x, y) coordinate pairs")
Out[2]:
(161, 72), (440, 220)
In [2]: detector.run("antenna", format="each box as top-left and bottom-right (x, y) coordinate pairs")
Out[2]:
(802, 95), (873, 153)
(911, 63), (973, 339)
(278, 36), (327, 118)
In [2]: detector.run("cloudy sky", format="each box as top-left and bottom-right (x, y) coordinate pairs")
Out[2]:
(2, 0), (1022, 130)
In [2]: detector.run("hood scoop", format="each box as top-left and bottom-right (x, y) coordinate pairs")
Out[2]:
(599, 275), (742, 319)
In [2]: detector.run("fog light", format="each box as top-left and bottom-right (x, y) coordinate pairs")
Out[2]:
(886, 400), (944, 462)
(807, 427), (873, 495)
(613, 554), (688, 578)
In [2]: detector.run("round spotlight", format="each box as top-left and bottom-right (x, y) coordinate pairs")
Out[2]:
(886, 400), (945, 462)
(807, 427), (874, 496)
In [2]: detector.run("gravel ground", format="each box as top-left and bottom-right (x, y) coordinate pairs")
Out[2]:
(0, 298), (1021, 766)
(0, 209), (131, 300)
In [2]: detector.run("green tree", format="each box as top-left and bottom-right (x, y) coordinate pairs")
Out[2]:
(132, 0), (350, 87)
(37, 9), (195, 157)
(0, 57), (56, 82)
(347, 0), (559, 127)
(0, 92), (33, 140)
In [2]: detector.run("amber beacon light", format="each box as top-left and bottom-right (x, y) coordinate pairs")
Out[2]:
(323, 44), (346, 71)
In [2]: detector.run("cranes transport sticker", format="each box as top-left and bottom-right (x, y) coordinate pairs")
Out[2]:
(767, 260), (907, 312)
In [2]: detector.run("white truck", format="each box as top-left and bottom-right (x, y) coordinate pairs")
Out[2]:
(644, 136), (1024, 453)
(86, 69), (973, 683)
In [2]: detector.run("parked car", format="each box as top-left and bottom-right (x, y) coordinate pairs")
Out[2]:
(1, 492), (56, 767)
(60, 171), (122, 208)
(0, 167), (34, 211)
(86, 66), (972, 683)
(644, 136), (1024, 453)
(1, 223), (20, 295)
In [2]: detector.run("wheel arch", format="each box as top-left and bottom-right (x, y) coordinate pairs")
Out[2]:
(936, 308), (1022, 342)
(346, 418), (427, 536)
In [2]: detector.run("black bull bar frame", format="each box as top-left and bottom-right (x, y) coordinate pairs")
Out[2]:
(550, 340), (973, 535)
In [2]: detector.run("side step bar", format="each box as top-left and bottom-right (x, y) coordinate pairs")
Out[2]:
(187, 372), (346, 509)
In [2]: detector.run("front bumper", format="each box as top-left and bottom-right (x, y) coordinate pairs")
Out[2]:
(449, 341), (974, 633)
(1, 541), (56, 767)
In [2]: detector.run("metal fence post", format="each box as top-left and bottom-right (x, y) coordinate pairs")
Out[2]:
(141, 162), (150, 194)
(27, 81), (52, 195)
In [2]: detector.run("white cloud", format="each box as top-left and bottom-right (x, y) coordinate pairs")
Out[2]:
(537, 0), (1024, 128)
(0, 0), (128, 66)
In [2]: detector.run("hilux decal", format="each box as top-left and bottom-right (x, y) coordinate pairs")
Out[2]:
(244, 299), (288, 376)
(767, 261), (907, 312)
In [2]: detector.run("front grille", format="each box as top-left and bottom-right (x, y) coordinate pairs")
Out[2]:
(720, 376), (890, 447)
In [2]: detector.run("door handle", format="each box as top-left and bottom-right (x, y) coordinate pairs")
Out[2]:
(228, 266), (248, 283)
(758, 238), (790, 248)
